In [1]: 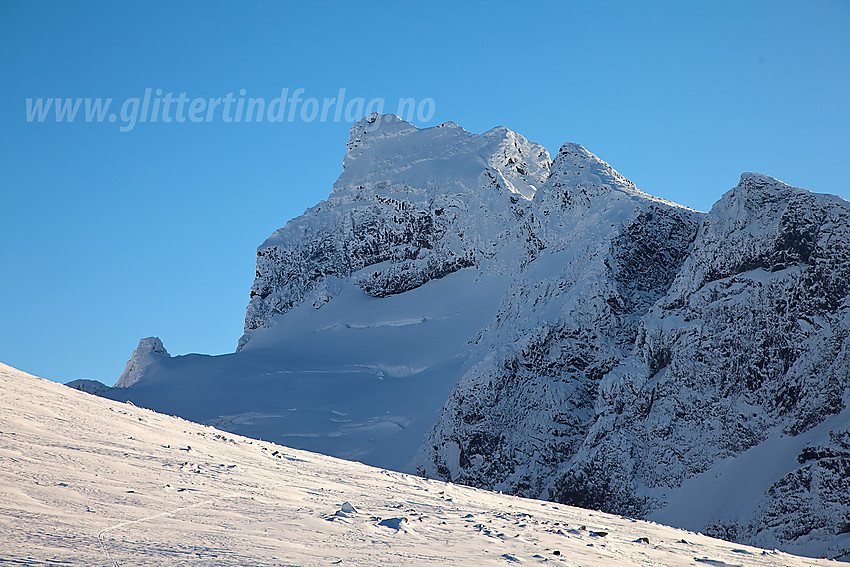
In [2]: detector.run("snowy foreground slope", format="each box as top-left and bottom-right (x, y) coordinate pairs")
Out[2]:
(78, 115), (850, 560)
(0, 363), (834, 566)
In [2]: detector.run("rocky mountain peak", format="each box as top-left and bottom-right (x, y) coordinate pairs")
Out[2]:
(115, 337), (170, 388)
(668, 173), (850, 298)
(535, 142), (687, 218)
(240, 116), (555, 347)
(343, 113), (419, 163)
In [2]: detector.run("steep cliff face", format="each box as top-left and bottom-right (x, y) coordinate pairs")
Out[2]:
(240, 114), (551, 348)
(549, 174), (850, 550)
(419, 170), (850, 559)
(416, 143), (702, 506)
(742, 422), (850, 558)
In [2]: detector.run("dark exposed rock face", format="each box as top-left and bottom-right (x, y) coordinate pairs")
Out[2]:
(417, 162), (850, 558)
(569, 173), (850, 489)
(701, 427), (850, 560)
(545, 175), (850, 558)
(417, 143), (702, 516)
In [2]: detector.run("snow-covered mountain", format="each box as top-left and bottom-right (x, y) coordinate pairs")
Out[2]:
(98, 114), (556, 473)
(241, 114), (550, 348)
(2, 362), (835, 566)
(420, 167), (850, 559)
(84, 114), (849, 560)
(417, 140), (701, 501)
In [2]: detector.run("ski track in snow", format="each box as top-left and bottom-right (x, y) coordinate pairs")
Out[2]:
(97, 496), (231, 567)
(97, 457), (304, 567)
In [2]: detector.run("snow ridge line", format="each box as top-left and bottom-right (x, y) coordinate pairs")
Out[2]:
(96, 451), (302, 566)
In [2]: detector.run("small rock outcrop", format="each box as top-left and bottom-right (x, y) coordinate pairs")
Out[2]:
(115, 337), (170, 388)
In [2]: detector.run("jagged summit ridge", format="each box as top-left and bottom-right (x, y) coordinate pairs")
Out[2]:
(242, 115), (701, 346)
(537, 141), (696, 217)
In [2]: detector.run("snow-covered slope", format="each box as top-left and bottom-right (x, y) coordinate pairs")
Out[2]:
(1, 362), (833, 566)
(92, 115), (850, 561)
(101, 268), (513, 473)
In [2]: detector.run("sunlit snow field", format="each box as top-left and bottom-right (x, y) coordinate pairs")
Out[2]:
(0, 363), (831, 566)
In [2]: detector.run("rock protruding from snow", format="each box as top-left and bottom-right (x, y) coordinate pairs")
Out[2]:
(239, 114), (551, 348)
(115, 337), (170, 388)
(65, 379), (111, 396)
(418, 144), (702, 509)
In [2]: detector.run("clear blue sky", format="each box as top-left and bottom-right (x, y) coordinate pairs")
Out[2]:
(1, 1), (848, 384)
